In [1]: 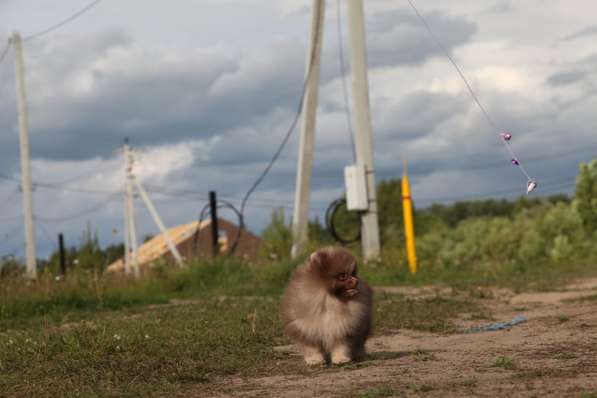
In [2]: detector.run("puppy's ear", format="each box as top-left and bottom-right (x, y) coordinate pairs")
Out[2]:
(309, 249), (328, 272)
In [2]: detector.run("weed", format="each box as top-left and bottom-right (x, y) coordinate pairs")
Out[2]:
(491, 356), (517, 370)
(356, 386), (396, 398)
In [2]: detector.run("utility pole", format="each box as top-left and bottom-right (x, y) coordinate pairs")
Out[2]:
(346, 0), (380, 261)
(58, 233), (67, 276)
(133, 177), (184, 267)
(13, 32), (37, 278)
(291, 0), (326, 259)
(208, 191), (220, 257)
(123, 139), (139, 277)
(123, 184), (131, 275)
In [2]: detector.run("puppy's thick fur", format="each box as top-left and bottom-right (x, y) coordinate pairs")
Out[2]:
(281, 247), (373, 365)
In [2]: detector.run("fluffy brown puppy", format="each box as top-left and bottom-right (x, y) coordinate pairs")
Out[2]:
(281, 247), (373, 365)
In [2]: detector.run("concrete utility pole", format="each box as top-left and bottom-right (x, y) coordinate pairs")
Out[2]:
(13, 32), (37, 278)
(291, 0), (326, 259)
(133, 177), (184, 267)
(123, 185), (131, 274)
(346, 0), (380, 260)
(123, 140), (139, 277)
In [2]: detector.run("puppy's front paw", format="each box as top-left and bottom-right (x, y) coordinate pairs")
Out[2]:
(331, 346), (352, 365)
(304, 352), (325, 366)
(303, 346), (325, 366)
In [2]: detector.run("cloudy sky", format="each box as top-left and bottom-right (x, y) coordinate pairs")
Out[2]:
(1, 0), (596, 258)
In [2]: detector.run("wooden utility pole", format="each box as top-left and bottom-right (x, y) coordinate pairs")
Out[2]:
(13, 32), (38, 278)
(291, 0), (326, 259)
(346, 0), (380, 261)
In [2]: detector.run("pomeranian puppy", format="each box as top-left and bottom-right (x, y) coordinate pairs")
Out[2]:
(281, 247), (373, 365)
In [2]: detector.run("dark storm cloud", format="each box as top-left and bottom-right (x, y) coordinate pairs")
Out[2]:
(0, 5), (478, 168)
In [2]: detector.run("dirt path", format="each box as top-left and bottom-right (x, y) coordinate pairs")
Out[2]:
(200, 281), (597, 397)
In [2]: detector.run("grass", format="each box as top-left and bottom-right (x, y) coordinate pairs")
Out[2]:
(1, 253), (595, 396)
(490, 356), (517, 370)
(355, 386), (396, 398)
(0, 259), (483, 397)
(0, 294), (477, 397)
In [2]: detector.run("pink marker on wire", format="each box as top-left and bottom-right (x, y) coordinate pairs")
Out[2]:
(407, 0), (537, 194)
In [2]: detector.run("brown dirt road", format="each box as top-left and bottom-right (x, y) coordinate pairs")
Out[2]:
(201, 280), (597, 398)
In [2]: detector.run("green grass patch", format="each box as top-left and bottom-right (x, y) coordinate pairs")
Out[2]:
(0, 291), (479, 397)
(355, 386), (396, 398)
(375, 294), (483, 333)
(490, 356), (517, 370)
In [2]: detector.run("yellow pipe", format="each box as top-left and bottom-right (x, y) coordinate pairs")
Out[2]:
(402, 164), (417, 274)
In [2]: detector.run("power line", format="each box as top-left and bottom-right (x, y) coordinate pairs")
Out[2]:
(239, 3), (324, 221)
(405, 0), (535, 187)
(415, 174), (576, 205)
(34, 191), (121, 222)
(23, 0), (104, 42)
(0, 224), (23, 245)
(335, 0), (356, 162)
(38, 158), (113, 186)
(0, 40), (11, 64)
(34, 181), (117, 195)
(35, 218), (56, 247)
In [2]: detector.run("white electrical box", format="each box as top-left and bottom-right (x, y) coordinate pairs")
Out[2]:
(344, 164), (369, 211)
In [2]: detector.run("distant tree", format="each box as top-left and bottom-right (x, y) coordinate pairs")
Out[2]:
(76, 223), (104, 271)
(260, 208), (293, 261)
(376, 178), (405, 245)
(0, 255), (24, 278)
(575, 158), (597, 234)
(103, 243), (125, 266)
(308, 217), (333, 245)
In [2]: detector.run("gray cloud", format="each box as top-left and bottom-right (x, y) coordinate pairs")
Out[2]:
(486, 2), (514, 14)
(2, 1), (596, 259)
(547, 70), (589, 86)
(366, 10), (477, 68)
(562, 25), (597, 41)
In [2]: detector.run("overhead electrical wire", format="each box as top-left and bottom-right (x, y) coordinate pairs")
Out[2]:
(34, 218), (56, 246)
(238, 1), (324, 225)
(0, 224), (23, 245)
(405, 0), (536, 192)
(0, 41), (11, 64)
(23, 0), (104, 42)
(39, 158), (113, 186)
(34, 191), (121, 222)
(335, 0), (357, 162)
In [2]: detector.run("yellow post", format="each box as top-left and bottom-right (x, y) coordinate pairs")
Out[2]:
(402, 161), (417, 274)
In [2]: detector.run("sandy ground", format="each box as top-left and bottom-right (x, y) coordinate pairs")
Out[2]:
(199, 279), (597, 398)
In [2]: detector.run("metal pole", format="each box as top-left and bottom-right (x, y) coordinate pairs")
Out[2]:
(291, 0), (326, 259)
(346, 0), (381, 261)
(58, 233), (66, 276)
(401, 161), (417, 274)
(209, 191), (219, 257)
(133, 177), (184, 267)
(13, 32), (37, 278)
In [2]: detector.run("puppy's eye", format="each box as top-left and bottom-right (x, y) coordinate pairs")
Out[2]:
(351, 270), (357, 276)
(337, 273), (348, 281)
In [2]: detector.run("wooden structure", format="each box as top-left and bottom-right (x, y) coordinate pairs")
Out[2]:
(106, 218), (262, 272)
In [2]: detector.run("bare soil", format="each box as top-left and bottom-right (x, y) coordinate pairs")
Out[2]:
(195, 279), (597, 398)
